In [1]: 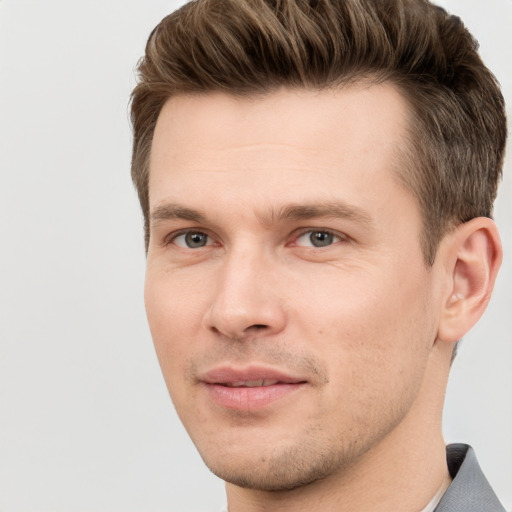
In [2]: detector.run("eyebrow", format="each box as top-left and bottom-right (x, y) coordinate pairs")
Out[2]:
(150, 204), (207, 225)
(150, 201), (373, 228)
(262, 202), (373, 227)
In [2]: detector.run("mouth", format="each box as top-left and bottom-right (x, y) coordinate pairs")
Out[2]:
(221, 379), (284, 387)
(200, 366), (308, 411)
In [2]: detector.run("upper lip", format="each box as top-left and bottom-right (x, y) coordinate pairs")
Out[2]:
(200, 365), (307, 385)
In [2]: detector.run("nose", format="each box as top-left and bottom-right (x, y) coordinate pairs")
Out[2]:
(204, 248), (287, 341)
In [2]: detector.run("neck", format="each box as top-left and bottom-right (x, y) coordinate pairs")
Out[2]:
(225, 341), (453, 512)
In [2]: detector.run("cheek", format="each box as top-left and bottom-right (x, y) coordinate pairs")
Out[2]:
(144, 270), (209, 375)
(300, 276), (433, 437)
(292, 263), (434, 383)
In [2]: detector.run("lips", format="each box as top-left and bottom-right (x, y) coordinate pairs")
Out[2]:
(223, 379), (281, 387)
(200, 366), (307, 411)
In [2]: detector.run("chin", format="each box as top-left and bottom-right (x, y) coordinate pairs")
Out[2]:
(199, 440), (352, 492)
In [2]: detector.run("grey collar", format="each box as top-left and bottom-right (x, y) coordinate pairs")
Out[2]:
(435, 444), (505, 512)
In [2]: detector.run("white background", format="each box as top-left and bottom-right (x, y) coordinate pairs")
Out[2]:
(0, 1), (511, 511)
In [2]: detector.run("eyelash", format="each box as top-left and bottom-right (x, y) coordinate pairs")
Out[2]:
(164, 227), (347, 250)
(291, 229), (346, 248)
(164, 229), (213, 248)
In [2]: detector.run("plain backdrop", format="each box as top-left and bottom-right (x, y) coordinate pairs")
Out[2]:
(1, 1), (511, 511)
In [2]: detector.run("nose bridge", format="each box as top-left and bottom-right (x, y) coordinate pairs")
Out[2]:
(205, 241), (286, 339)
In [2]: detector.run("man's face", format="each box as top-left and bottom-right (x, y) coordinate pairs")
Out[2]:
(145, 85), (443, 490)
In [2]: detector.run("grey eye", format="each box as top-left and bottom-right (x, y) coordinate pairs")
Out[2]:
(174, 231), (210, 248)
(295, 230), (341, 248)
(309, 231), (334, 247)
(185, 232), (208, 248)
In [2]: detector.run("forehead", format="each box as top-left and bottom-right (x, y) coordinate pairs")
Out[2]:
(148, 85), (414, 219)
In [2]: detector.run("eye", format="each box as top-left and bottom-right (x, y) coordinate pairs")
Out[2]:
(172, 231), (212, 249)
(295, 230), (343, 248)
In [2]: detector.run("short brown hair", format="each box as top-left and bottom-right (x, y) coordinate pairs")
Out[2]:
(130, 0), (507, 263)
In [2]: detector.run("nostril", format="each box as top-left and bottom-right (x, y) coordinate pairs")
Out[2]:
(209, 324), (268, 339)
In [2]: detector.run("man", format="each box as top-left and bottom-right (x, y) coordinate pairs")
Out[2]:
(130, 0), (507, 510)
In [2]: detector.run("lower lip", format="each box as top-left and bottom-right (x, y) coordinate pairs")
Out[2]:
(205, 383), (305, 411)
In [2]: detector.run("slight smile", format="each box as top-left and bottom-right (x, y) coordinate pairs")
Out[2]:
(201, 366), (308, 411)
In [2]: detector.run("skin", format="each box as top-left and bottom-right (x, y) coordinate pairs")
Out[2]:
(144, 85), (501, 512)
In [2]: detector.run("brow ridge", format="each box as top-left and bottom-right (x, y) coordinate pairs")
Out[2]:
(150, 204), (206, 225)
(149, 200), (373, 228)
(262, 202), (373, 226)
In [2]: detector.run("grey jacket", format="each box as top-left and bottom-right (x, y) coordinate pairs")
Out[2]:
(436, 444), (506, 512)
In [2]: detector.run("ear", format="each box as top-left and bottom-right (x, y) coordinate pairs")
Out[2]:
(437, 217), (502, 343)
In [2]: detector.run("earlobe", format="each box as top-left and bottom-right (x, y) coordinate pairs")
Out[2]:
(437, 217), (502, 343)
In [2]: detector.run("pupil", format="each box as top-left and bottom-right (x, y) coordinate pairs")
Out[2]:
(186, 232), (207, 248)
(311, 231), (333, 247)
